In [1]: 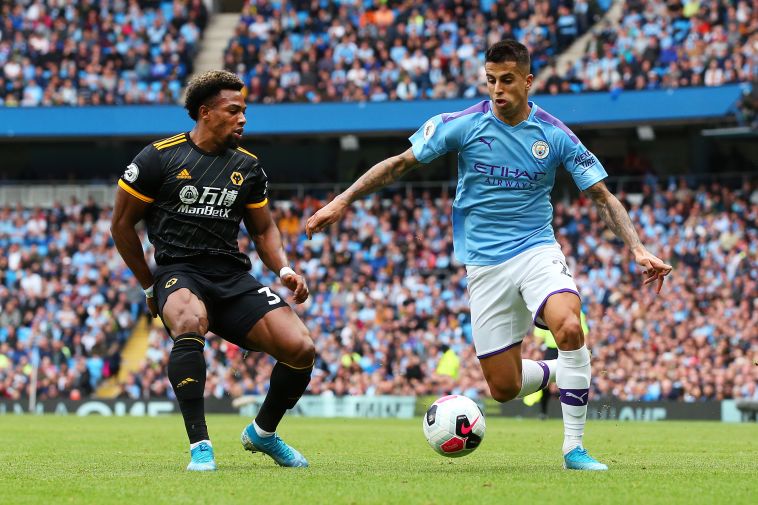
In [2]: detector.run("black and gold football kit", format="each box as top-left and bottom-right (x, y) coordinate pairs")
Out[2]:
(119, 132), (287, 344)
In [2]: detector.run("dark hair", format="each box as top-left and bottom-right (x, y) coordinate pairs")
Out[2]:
(485, 40), (531, 72)
(184, 70), (244, 121)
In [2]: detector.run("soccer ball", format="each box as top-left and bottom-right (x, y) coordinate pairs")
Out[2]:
(423, 394), (485, 458)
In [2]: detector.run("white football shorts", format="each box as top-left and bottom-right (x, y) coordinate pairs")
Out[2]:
(466, 243), (580, 359)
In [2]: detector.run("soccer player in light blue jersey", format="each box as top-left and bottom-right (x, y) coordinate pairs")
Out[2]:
(306, 40), (672, 471)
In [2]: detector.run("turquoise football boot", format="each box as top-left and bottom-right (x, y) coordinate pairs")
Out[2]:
(186, 441), (217, 471)
(241, 423), (308, 467)
(563, 447), (608, 471)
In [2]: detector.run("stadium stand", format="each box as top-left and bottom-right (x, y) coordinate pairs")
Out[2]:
(222, 0), (611, 103)
(0, 0), (208, 106)
(535, 0), (757, 94)
(0, 199), (144, 400)
(3, 0), (751, 106)
(112, 178), (757, 403)
(0, 1), (754, 409)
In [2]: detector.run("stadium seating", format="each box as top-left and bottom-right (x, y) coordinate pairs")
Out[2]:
(0, 0), (207, 106)
(1, 180), (754, 403)
(118, 179), (757, 403)
(535, 0), (757, 95)
(3, 0), (751, 106)
(0, 199), (143, 400)
(223, 0), (609, 103)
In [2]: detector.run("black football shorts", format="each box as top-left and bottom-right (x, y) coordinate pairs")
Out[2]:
(153, 260), (289, 348)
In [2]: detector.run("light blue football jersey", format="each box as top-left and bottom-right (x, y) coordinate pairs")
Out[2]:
(409, 100), (607, 266)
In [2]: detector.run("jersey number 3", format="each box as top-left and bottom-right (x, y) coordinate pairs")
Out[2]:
(258, 286), (281, 305)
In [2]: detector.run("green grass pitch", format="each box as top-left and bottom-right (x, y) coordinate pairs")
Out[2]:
(2, 415), (756, 504)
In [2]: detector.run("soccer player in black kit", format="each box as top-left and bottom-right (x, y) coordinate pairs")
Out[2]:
(111, 70), (313, 471)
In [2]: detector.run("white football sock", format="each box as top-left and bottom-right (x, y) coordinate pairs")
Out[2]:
(557, 346), (591, 454)
(518, 359), (556, 397)
(190, 439), (211, 450)
(253, 420), (275, 438)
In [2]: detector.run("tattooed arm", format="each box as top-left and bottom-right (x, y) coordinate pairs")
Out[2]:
(341, 148), (418, 203)
(584, 181), (644, 251)
(585, 181), (673, 293)
(305, 148), (418, 238)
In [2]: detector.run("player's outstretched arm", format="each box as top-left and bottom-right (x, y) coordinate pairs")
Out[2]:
(110, 187), (158, 315)
(244, 205), (309, 304)
(305, 148), (419, 238)
(584, 181), (673, 293)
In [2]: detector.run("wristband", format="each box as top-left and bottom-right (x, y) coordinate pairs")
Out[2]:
(279, 266), (296, 279)
(143, 284), (154, 298)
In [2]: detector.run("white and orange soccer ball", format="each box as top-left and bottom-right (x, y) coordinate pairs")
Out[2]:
(422, 395), (486, 458)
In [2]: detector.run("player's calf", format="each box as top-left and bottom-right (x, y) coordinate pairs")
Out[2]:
(489, 381), (521, 403)
(167, 332), (212, 470)
(255, 359), (313, 431)
(485, 359), (556, 403)
(517, 359), (556, 398)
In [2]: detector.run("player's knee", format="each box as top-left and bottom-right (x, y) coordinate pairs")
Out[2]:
(172, 319), (207, 336)
(291, 332), (315, 369)
(282, 328), (315, 369)
(490, 381), (520, 403)
(553, 315), (583, 350)
(170, 308), (208, 336)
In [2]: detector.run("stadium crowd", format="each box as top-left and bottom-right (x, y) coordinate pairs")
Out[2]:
(0, 0), (207, 106)
(0, 198), (144, 401)
(120, 178), (758, 404)
(224, 0), (610, 103)
(2, 0), (753, 107)
(535, 0), (757, 95)
(1, 178), (755, 404)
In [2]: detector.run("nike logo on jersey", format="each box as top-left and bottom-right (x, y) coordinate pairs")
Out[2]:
(477, 137), (495, 150)
(176, 169), (192, 179)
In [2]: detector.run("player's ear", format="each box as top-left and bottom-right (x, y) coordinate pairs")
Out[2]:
(525, 73), (534, 90)
(198, 103), (210, 120)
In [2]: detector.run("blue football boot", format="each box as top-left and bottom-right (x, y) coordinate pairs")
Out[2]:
(187, 441), (217, 471)
(563, 447), (608, 471)
(241, 423), (308, 467)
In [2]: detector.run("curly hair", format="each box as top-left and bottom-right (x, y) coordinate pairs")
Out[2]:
(184, 70), (244, 121)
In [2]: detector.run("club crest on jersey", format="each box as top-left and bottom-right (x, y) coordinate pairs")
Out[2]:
(124, 163), (139, 183)
(531, 140), (549, 159)
(230, 171), (244, 186)
(165, 278), (178, 288)
(423, 120), (436, 140)
(179, 185), (199, 205)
